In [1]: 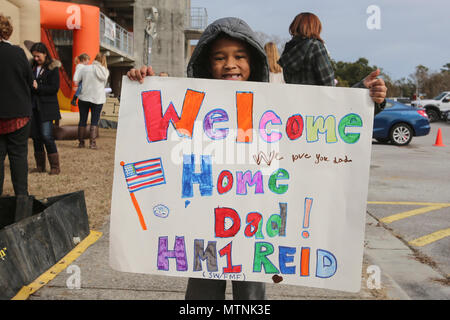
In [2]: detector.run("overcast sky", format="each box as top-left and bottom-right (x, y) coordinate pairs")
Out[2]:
(190, 0), (450, 81)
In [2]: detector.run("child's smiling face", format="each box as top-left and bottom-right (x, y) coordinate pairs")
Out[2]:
(209, 37), (251, 81)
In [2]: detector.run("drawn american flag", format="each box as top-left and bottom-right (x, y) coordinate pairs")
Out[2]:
(122, 158), (166, 193)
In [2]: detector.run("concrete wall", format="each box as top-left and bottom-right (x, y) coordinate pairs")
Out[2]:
(0, 0), (40, 55)
(134, 0), (188, 77)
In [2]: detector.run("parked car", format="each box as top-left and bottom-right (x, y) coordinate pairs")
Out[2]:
(389, 97), (411, 105)
(443, 110), (450, 122)
(373, 99), (430, 146)
(411, 91), (450, 122)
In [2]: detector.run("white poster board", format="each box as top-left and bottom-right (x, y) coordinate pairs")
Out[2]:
(109, 77), (374, 293)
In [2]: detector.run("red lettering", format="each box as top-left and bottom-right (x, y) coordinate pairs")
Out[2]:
(141, 89), (205, 142)
(219, 242), (242, 273)
(236, 92), (254, 143)
(286, 114), (304, 140)
(215, 207), (241, 238)
(217, 170), (233, 194)
(244, 212), (262, 237)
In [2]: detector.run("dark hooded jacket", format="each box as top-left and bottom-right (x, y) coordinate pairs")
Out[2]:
(31, 59), (62, 122)
(187, 17), (269, 83)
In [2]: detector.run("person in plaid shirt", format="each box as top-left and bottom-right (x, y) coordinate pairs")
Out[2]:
(279, 12), (386, 112)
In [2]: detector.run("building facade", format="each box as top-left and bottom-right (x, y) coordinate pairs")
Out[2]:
(9, 0), (207, 98)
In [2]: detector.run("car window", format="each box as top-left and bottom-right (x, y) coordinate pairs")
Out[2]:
(385, 102), (394, 109)
(397, 98), (411, 104)
(433, 92), (447, 100)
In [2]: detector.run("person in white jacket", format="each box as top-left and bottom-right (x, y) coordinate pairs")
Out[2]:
(73, 53), (109, 149)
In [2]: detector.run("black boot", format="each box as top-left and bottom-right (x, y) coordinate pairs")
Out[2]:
(14, 195), (34, 222)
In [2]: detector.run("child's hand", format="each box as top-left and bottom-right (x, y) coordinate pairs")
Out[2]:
(127, 66), (155, 84)
(33, 80), (38, 89)
(363, 69), (387, 104)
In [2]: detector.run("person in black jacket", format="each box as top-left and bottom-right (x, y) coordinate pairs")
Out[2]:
(29, 42), (62, 175)
(0, 14), (33, 196)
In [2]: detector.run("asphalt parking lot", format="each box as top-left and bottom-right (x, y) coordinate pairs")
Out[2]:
(368, 121), (450, 279)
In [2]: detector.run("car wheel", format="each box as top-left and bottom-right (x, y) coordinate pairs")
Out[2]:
(426, 109), (439, 122)
(390, 123), (413, 146)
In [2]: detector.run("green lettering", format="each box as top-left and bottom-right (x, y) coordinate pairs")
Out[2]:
(253, 242), (279, 273)
(338, 113), (362, 144)
(268, 168), (289, 194)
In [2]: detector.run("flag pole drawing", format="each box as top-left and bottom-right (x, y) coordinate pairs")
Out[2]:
(120, 158), (166, 230)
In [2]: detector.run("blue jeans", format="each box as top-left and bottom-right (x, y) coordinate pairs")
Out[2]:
(31, 108), (58, 154)
(74, 82), (82, 97)
(78, 100), (103, 127)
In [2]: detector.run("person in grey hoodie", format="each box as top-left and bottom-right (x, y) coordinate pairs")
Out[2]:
(127, 17), (387, 300)
(129, 17), (269, 300)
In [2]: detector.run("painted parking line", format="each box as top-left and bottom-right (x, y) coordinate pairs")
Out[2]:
(368, 201), (450, 206)
(368, 201), (450, 247)
(368, 201), (450, 224)
(11, 230), (103, 300)
(409, 228), (450, 247)
(379, 205), (449, 224)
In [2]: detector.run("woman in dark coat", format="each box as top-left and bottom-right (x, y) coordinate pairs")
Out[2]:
(0, 14), (33, 196)
(29, 42), (62, 175)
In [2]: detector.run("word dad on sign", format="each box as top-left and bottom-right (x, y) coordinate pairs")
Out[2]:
(110, 77), (374, 293)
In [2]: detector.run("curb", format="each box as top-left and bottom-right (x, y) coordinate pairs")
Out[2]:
(364, 212), (450, 299)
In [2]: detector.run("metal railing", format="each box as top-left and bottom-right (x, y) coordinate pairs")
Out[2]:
(50, 29), (73, 46)
(100, 12), (134, 57)
(50, 13), (134, 58)
(185, 7), (208, 30)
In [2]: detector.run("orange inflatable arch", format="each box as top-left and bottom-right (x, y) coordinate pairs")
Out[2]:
(40, 0), (100, 112)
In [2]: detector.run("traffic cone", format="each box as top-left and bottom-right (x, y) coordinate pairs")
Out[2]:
(433, 128), (445, 147)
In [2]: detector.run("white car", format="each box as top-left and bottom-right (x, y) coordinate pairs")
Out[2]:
(411, 91), (450, 122)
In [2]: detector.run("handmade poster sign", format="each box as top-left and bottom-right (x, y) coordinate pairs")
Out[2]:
(109, 76), (374, 292)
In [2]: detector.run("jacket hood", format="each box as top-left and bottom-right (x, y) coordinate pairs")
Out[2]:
(29, 59), (61, 70)
(187, 17), (269, 82)
(92, 60), (109, 82)
(278, 37), (316, 72)
(48, 59), (61, 70)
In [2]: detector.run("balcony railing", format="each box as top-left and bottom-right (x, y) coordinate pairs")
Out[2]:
(185, 7), (208, 30)
(50, 13), (134, 59)
(100, 12), (134, 57)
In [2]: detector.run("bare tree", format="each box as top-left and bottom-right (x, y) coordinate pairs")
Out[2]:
(254, 31), (289, 52)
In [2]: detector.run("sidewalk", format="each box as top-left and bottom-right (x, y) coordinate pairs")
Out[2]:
(26, 213), (448, 300)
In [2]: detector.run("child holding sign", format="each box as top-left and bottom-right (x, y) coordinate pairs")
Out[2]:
(127, 17), (387, 300)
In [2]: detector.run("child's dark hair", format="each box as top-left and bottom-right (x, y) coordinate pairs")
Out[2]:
(30, 42), (53, 68)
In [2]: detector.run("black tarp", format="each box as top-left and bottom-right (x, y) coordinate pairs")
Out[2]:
(0, 191), (89, 300)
